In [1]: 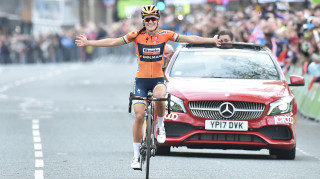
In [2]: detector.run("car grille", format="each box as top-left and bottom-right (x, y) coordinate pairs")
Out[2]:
(189, 101), (265, 120)
(187, 133), (266, 143)
(165, 122), (195, 137)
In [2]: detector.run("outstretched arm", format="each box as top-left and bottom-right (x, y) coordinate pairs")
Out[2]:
(75, 35), (123, 47)
(179, 35), (221, 46)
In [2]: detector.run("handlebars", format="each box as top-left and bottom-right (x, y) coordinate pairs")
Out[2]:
(128, 92), (171, 114)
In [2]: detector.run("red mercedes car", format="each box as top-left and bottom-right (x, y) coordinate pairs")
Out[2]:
(156, 43), (304, 159)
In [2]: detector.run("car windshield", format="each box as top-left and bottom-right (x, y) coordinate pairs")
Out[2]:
(170, 49), (280, 80)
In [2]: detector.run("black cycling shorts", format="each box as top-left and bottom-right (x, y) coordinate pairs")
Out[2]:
(133, 77), (166, 98)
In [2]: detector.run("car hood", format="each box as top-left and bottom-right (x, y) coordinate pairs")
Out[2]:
(167, 77), (290, 104)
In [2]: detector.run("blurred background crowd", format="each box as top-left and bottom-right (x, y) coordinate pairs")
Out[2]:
(0, 0), (319, 78)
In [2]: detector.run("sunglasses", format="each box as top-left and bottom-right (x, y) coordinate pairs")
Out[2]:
(144, 17), (158, 22)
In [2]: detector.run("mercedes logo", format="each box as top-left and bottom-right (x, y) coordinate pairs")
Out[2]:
(219, 102), (235, 118)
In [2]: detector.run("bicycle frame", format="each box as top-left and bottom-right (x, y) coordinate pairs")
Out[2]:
(128, 92), (171, 178)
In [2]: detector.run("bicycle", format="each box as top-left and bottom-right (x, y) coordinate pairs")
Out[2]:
(128, 91), (171, 179)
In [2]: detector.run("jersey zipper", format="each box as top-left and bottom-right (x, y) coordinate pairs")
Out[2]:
(150, 35), (153, 78)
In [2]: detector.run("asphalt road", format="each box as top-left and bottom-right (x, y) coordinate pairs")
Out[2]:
(0, 61), (319, 179)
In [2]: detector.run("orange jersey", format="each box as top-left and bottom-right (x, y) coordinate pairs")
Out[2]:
(121, 29), (180, 78)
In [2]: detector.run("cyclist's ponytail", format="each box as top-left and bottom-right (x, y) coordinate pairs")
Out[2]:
(133, 27), (146, 40)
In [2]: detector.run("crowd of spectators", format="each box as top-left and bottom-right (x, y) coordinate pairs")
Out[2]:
(0, 1), (319, 81)
(0, 31), (80, 64)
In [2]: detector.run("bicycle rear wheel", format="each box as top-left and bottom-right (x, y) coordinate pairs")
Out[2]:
(145, 108), (152, 179)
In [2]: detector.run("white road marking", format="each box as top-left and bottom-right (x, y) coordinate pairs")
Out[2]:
(32, 119), (45, 179)
(0, 66), (83, 179)
(0, 65), (82, 95)
(22, 115), (52, 120)
(35, 170), (44, 179)
(35, 151), (43, 158)
(56, 153), (67, 155)
(34, 144), (42, 150)
(33, 137), (41, 143)
(14, 81), (22, 86)
(297, 147), (320, 161)
(83, 80), (91, 85)
(0, 94), (8, 99)
(33, 130), (40, 136)
(0, 86), (8, 93)
(33, 124), (40, 129)
(33, 120), (39, 124)
(35, 159), (44, 167)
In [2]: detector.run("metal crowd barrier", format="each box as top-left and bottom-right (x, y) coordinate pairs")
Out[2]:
(288, 66), (320, 122)
(93, 43), (137, 63)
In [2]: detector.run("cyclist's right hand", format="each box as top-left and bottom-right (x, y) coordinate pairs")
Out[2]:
(213, 35), (221, 47)
(75, 34), (89, 47)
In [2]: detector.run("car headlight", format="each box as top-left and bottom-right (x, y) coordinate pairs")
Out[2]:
(267, 96), (293, 115)
(166, 94), (186, 113)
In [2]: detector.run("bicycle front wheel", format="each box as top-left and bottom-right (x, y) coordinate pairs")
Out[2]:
(145, 109), (152, 179)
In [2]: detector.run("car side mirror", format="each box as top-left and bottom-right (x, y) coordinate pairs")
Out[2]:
(288, 75), (305, 86)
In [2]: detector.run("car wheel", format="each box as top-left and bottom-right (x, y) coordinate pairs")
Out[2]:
(270, 147), (296, 160)
(156, 146), (171, 155)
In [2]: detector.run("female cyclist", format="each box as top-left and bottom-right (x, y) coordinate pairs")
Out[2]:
(75, 5), (221, 170)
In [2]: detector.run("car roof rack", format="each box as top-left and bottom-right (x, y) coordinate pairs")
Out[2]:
(183, 42), (264, 51)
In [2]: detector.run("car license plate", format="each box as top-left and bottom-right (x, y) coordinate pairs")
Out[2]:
(205, 120), (248, 131)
